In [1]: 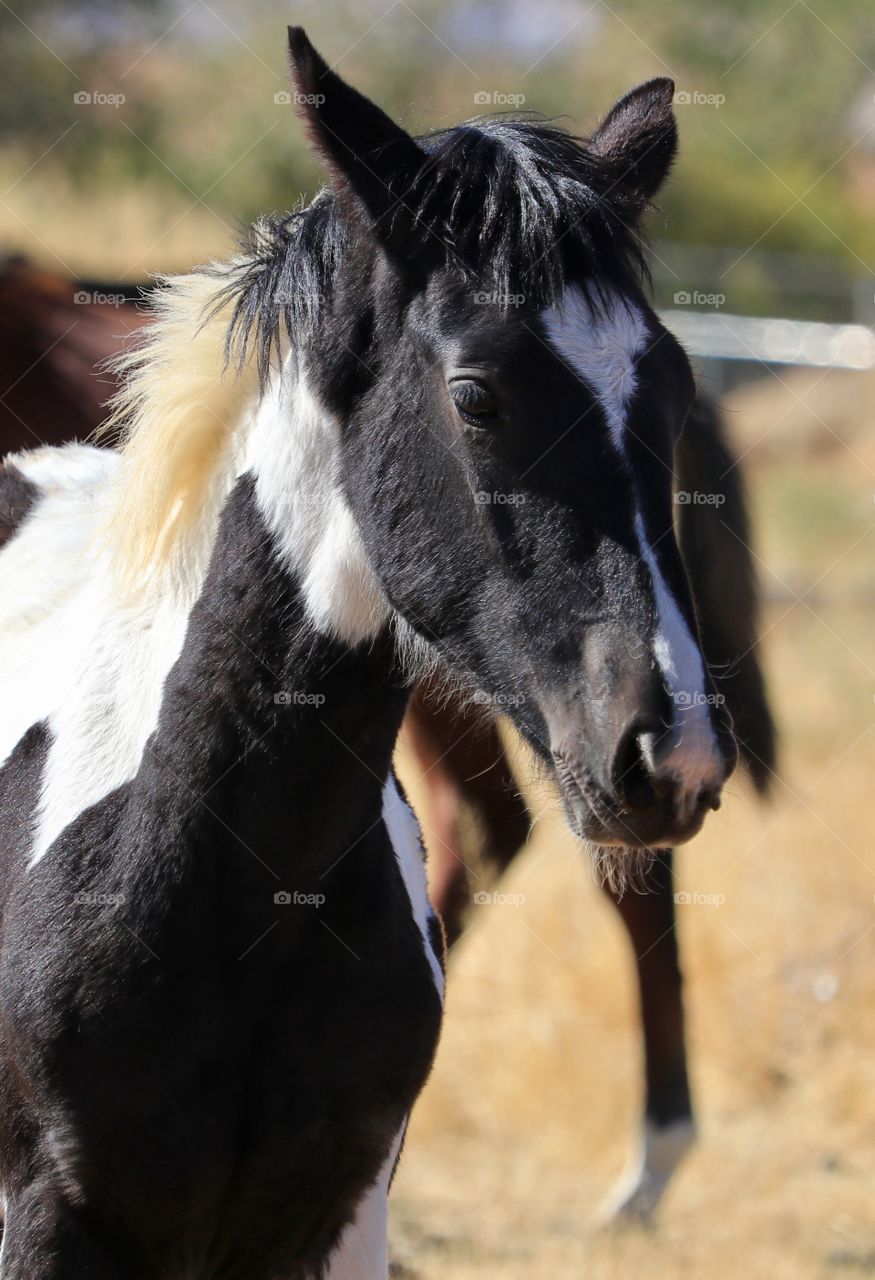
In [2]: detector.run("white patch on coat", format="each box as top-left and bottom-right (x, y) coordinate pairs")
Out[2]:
(324, 1127), (405, 1280)
(0, 445), (210, 865)
(382, 774), (444, 998)
(0, 446), (115, 773)
(541, 285), (722, 797)
(246, 364), (389, 646)
(99, 260), (385, 642)
(2, 362), (392, 863)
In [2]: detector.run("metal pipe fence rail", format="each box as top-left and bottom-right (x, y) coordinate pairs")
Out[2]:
(659, 309), (875, 393)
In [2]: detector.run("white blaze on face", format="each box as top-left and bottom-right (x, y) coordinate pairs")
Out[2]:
(632, 509), (724, 803)
(541, 285), (723, 802)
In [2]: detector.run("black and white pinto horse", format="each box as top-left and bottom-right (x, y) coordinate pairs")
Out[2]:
(0, 28), (738, 1277)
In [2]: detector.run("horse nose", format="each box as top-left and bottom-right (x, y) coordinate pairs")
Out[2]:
(610, 719), (726, 821)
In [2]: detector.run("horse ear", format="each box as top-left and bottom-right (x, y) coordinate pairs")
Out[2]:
(287, 27), (428, 258)
(589, 78), (678, 204)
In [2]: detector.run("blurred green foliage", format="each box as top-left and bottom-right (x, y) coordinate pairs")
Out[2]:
(0, 0), (872, 308)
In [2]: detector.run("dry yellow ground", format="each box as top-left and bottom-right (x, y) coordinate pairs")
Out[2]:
(393, 408), (875, 1278)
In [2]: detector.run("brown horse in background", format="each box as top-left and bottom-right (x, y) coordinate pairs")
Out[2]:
(0, 254), (774, 1219)
(0, 255), (145, 449)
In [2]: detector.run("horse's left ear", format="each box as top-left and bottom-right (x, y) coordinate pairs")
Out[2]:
(589, 78), (678, 204)
(287, 27), (429, 260)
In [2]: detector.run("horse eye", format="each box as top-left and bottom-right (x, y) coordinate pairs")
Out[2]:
(449, 378), (501, 427)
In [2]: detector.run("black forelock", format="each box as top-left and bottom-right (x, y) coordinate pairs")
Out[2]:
(409, 117), (650, 298)
(218, 115), (651, 386)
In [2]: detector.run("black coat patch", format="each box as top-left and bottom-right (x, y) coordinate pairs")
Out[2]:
(0, 477), (442, 1277)
(0, 462), (37, 548)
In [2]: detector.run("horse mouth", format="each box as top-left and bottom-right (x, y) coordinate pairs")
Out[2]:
(552, 753), (712, 851)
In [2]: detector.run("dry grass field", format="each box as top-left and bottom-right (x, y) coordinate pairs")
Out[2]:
(394, 369), (875, 1279)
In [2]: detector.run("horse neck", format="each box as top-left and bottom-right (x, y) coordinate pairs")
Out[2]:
(133, 367), (408, 881)
(131, 484), (405, 893)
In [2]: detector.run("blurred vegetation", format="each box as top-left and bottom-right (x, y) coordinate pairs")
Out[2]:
(0, 0), (873, 313)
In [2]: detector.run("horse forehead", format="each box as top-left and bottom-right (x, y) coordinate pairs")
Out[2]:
(539, 285), (649, 447)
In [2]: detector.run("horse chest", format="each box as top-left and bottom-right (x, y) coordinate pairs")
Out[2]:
(0, 807), (442, 1274)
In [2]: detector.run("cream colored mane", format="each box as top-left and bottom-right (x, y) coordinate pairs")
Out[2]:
(102, 267), (261, 587)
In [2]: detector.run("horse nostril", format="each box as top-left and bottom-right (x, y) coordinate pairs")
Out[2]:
(702, 786), (722, 813)
(610, 726), (726, 821)
(610, 724), (665, 813)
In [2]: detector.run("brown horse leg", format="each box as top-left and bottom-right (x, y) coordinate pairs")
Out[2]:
(598, 851), (696, 1220)
(399, 694), (472, 947)
(401, 683), (530, 947)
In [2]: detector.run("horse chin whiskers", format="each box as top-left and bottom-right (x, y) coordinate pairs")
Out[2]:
(584, 841), (659, 897)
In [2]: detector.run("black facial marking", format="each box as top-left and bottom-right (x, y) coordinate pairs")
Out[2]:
(0, 462), (38, 548)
